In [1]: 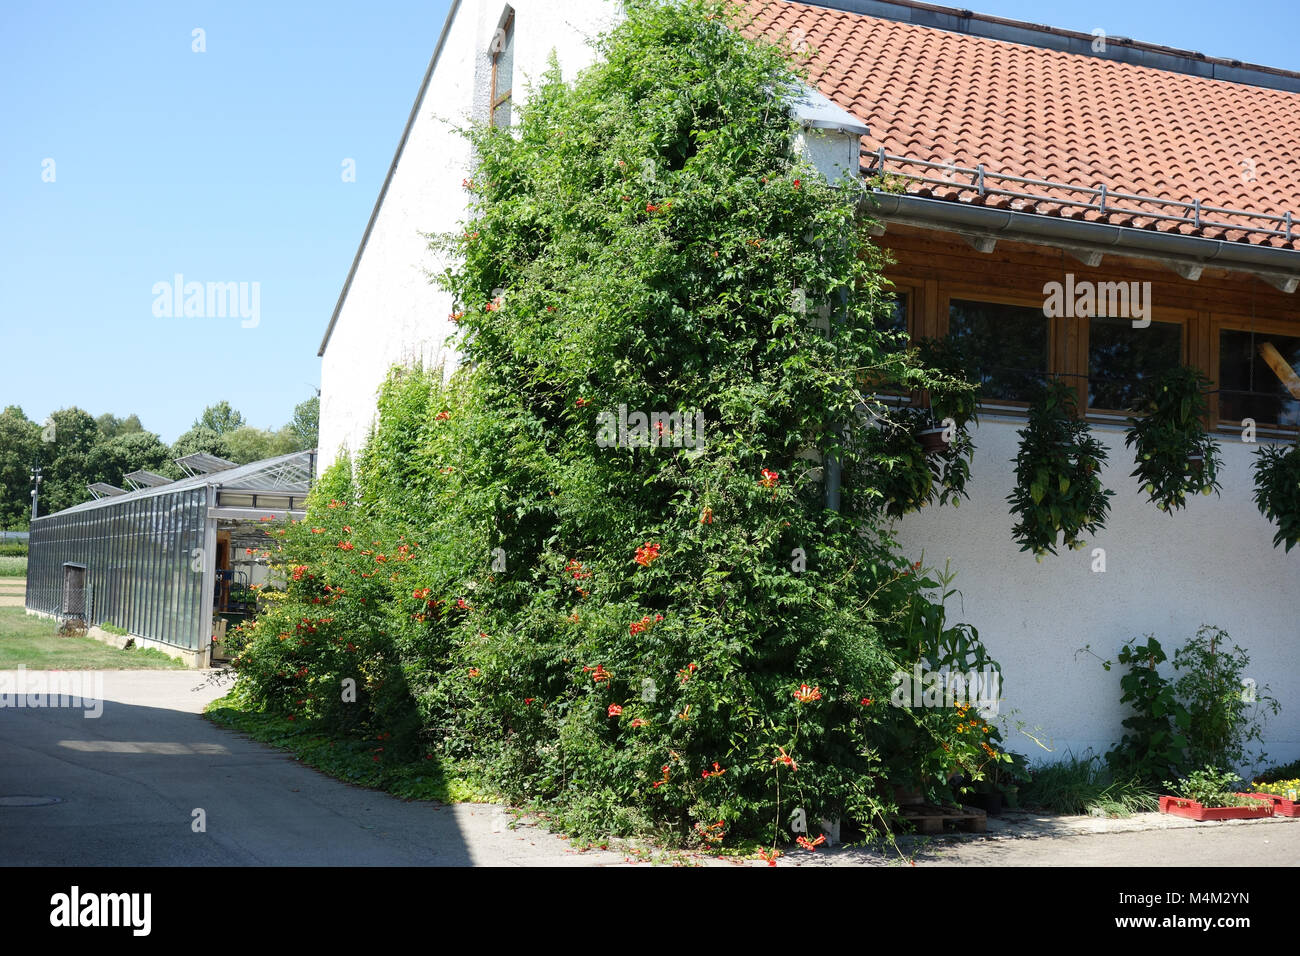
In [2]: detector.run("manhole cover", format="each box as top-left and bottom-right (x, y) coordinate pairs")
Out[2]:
(0, 796), (63, 807)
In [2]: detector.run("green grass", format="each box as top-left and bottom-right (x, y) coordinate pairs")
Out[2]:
(0, 607), (185, 669)
(0, 556), (27, 577)
(1022, 752), (1159, 817)
(205, 689), (483, 804)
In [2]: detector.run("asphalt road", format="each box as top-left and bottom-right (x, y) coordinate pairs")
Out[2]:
(0, 670), (622, 866)
(2, 668), (1296, 867)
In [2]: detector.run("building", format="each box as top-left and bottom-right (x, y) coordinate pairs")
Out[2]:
(316, 0), (1300, 764)
(25, 450), (315, 666)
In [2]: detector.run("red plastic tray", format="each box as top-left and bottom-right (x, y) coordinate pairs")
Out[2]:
(1158, 795), (1274, 821)
(1242, 792), (1300, 818)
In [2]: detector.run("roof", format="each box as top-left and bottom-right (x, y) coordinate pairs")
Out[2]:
(175, 452), (238, 476)
(38, 450), (318, 520)
(741, 0), (1300, 251)
(123, 470), (172, 489)
(318, 0), (1300, 359)
(86, 482), (126, 499)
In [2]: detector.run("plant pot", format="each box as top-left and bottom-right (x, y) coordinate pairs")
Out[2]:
(1187, 453), (1205, 476)
(1242, 792), (1300, 818)
(967, 789), (1003, 816)
(1001, 784), (1020, 810)
(892, 785), (926, 807)
(917, 427), (949, 455)
(1158, 795), (1273, 821)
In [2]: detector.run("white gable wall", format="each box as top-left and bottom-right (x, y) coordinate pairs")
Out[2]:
(318, 0), (623, 467)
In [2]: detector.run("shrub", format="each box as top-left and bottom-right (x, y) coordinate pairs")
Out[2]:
(1172, 625), (1278, 774)
(1096, 627), (1280, 786)
(1103, 636), (1191, 788)
(231, 0), (1000, 848)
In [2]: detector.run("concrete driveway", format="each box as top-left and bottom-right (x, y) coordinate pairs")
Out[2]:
(0, 669), (623, 866)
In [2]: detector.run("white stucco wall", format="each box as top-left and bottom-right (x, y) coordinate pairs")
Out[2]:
(318, 0), (623, 467)
(894, 417), (1300, 772)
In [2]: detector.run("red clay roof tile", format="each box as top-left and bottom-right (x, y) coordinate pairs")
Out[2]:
(739, 0), (1300, 250)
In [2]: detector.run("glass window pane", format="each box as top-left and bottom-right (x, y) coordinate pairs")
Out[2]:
(1219, 328), (1300, 427)
(948, 298), (1049, 403)
(1088, 317), (1182, 411)
(495, 19), (514, 100)
(491, 13), (514, 129)
(884, 292), (908, 333)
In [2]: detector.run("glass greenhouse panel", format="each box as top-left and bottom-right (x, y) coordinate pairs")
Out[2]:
(25, 489), (208, 650)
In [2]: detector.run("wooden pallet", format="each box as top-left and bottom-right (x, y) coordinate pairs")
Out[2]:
(896, 803), (987, 834)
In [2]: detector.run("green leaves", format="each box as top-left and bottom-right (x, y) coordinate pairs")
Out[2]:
(1008, 381), (1114, 556)
(230, 0), (1007, 848)
(1124, 366), (1221, 513)
(1252, 441), (1300, 551)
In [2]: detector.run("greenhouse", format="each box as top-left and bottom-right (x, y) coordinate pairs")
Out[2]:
(25, 449), (315, 665)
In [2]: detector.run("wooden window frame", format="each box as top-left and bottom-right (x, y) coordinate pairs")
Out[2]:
(1209, 311), (1300, 436)
(874, 283), (917, 403)
(941, 288), (1062, 412)
(885, 281), (916, 339)
(1080, 306), (1194, 421)
(490, 10), (515, 127)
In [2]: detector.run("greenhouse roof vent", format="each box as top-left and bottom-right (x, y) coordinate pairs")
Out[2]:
(124, 470), (173, 490)
(86, 482), (127, 499)
(174, 453), (238, 477)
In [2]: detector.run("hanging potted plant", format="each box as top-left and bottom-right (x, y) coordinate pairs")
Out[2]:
(1124, 366), (1222, 512)
(1008, 381), (1114, 558)
(912, 337), (978, 457)
(854, 337), (979, 516)
(1252, 440), (1300, 551)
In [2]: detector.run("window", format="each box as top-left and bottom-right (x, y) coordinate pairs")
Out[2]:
(490, 10), (515, 129)
(947, 298), (1050, 403)
(884, 291), (908, 334)
(874, 290), (909, 350)
(1218, 328), (1300, 427)
(1087, 317), (1182, 412)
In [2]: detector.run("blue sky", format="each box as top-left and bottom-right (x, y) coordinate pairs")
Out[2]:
(2, 0), (1296, 442)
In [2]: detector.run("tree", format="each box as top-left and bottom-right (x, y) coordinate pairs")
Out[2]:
(85, 431), (172, 487)
(289, 396), (320, 451)
(0, 406), (39, 528)
(194, 401), (245, 436)
(38, 407), (101, 514)
(95, 413), (144, 440)
(223, 425), (299, 464)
